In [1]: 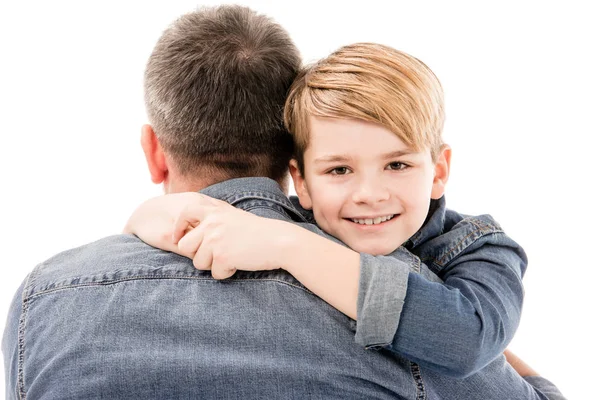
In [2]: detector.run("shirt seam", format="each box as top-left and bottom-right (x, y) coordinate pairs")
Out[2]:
(241, 205), (290, 220)
(223, 192), (306, 222)
(24, 275), (315, 301)
(433, 220), (503, 266)
(17, 273), (34, 400)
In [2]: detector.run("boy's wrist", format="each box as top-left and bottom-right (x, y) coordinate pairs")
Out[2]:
(270, 221), (305, 273)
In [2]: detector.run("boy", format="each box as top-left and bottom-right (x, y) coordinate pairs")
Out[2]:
(127, 43), (526, 378)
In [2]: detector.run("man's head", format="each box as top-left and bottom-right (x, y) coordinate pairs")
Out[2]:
(142, 5), (301, 193)
(284, 43), (451, 255)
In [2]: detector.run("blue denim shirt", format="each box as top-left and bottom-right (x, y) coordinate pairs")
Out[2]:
(2, 177), (565, 399)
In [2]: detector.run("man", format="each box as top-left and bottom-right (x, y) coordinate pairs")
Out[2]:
(3, 5), (565, 399)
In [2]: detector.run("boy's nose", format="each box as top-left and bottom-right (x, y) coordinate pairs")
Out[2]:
(351, 181), (391, 205)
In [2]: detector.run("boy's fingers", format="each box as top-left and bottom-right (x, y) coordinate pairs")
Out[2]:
(172, 203), (210, 243)
(193, 243), (213, 271)
(172, 220), (191, 244)
(212, 264), (236, 280)
(177, 226), (204, 258)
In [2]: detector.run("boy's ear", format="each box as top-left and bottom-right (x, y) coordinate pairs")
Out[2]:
(289, 159), (313, 210)
(431, 145), (452, 200)
(141, 124), (168, 184)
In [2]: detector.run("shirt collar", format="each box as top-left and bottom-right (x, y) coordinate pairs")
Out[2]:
(200, 177), (286, 201)
(404, 196), (447, 250)
(200, 177), (308, 222)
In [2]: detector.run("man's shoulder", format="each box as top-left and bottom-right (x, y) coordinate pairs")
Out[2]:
(23, 234), (192, 298)
(23, 234), (309, 299)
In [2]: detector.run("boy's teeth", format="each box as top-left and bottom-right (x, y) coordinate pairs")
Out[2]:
(351, 215), (394, 225)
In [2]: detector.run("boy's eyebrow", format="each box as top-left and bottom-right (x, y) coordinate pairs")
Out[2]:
(313, 155), (352, 164)
(383, 150), (417, 158)
(313, 150), (417, 164)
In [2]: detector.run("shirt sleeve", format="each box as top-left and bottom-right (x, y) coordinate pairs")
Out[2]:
(355, 235), (526, 378)
(355, 251), (416, 347)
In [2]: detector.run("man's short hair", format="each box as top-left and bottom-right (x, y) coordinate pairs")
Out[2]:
(145, 5), (301, 182)
(284, 42), (445, 174)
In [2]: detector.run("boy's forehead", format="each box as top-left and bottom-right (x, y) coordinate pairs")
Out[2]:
(307, 116), (424, 155)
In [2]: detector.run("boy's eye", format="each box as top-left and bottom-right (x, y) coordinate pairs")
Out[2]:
(387, 161), (408, 171)
(329, 166), (350, 175)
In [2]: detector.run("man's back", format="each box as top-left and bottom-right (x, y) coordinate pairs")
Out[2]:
(3, 178), (563, 399)
(4, 234), (418, 399)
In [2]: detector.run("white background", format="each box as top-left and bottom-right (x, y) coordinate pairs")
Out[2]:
(1, 1), (598, 398)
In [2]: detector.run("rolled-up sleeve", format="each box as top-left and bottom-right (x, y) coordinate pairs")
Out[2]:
(355, 249), (417, 348)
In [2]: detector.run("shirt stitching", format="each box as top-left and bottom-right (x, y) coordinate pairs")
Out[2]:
(24, 275), (315, 301)
(241, 205), (290, 220)
(17, 274), (34, 400)
(433, 219), (503, 266)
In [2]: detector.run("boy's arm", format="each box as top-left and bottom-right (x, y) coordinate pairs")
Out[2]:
(124, 193), (360, 318)
(123, 193), (203, 257)
(171, 196), (524, 378)
(271, 225), (524, 378)
(130, 194), (524, 378)
(382, 237), (525, 377)
(170, 198), (362, 319)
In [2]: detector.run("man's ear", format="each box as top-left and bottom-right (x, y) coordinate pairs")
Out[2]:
(289, 159), (312, 210)
(431, 145), (452, 200)
(141, 124), (167, 184)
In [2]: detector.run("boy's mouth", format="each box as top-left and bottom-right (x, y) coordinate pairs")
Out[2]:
(346, 214), (398, 226)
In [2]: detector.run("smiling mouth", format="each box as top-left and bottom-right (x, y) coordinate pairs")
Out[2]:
(346, 214), (398, 226)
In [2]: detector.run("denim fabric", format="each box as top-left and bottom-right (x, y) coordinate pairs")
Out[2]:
(293, 186), (526, 377)
(2, 177), (565, 399)
(377, 198), (527, 377)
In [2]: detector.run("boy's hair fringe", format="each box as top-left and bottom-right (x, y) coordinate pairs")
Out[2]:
(284, 43), (445, 173)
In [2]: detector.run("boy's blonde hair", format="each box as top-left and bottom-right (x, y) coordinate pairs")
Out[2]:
(284, 43), (445, 173)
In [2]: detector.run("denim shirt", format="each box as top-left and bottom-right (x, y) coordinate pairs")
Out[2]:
(2, 177), (565, 400)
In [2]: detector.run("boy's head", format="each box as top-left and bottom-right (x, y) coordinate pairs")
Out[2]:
(284, 43), (451, 255)
(142, 5), (301, 192)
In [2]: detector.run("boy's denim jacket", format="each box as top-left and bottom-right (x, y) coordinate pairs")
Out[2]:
(244, 180), (526, 378)
(352, 195), (525, 377)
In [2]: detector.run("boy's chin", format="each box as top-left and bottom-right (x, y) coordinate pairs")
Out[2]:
(348, 240), (402, 256)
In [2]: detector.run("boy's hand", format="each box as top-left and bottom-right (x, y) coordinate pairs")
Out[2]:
(174, 195), (362, 320)
(123, 192), (205, 254)
(173, 196), (293, 279)
(503, 349), (539, 377)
